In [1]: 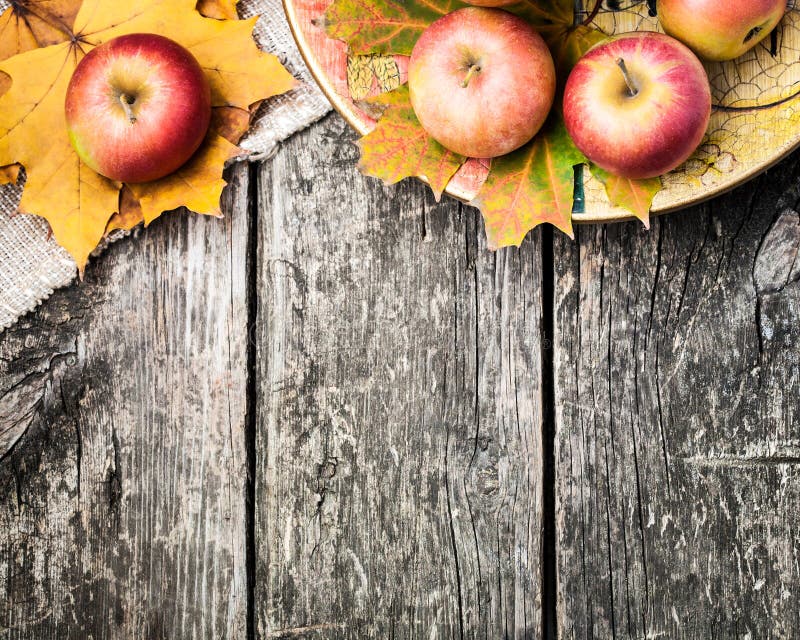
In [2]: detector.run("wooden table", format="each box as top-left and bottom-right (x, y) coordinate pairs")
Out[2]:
(1, 113), (799, 639)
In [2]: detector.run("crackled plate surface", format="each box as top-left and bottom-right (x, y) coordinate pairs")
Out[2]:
(284, 0), (800, 223)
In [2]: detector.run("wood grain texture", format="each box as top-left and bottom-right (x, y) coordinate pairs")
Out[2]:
(0, 165), (250, 639)
(553, 156), (800, 639)
(254, 114), (545, 639)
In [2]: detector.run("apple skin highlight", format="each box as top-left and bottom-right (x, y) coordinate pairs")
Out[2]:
(408, 7), (556, 159)
(563, 32), (711, 180)
(658, 0), (787, 62)
(65, 33), (212, 184)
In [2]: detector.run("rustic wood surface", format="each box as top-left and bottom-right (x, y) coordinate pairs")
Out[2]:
(0, 114), (799, 639)
(553, 157), (800, 640)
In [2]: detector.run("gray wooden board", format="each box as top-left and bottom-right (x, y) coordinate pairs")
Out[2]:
(0, 164), (250, 639)
(254, 115), (544, 639)
(2, 111), (800, 639)
(553, 157), (800, 639)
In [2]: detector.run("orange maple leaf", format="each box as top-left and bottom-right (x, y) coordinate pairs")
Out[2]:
(358, 86), (465, 201)
(590, 165), (659, 228)
(0, 0), (295, 271)
(472, 115), (582, 249)
(105, 186), (143, 234)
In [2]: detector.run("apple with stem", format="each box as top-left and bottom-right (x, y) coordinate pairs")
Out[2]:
(659, 0), (788, 62)
(65, 33), (212, 183)
(408, 7), (556, 158)
(563, 32), (711, 180)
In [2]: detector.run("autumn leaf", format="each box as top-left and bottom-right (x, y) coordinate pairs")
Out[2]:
(325, 0), (466, 56)
(548, 23), (605, 75)
(19, 143), (121, 265)
(514, 0), (574, 31)
(590, 165), (659, 227)
(0, 0), (295, 270)
(357, 85), (465, 201)
(325, 0), (581, 56)
(196, 0), (238, 20)
(129, 134), (241, 224)
(105, 185), (144, 234)
(212, 105), (254, 145)
(0, 0), (81, 60)
(0, 162), (20, 184)
(472, 115), (582, 248)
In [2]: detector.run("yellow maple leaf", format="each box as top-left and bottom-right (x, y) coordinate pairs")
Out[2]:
(130, 134), (241, 224)
(105, 185), (144, 234)
(0, 0), (81, 60)
(196, 0), (240, 20)
(0, 0), (296, 271)
(0, 162), (20, 184)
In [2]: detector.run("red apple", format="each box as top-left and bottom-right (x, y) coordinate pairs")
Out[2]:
(563, 32), (711, 180)
(65, 33), (212, 183)
(659, 0), (787, 62)
(408, 7), (556, 158)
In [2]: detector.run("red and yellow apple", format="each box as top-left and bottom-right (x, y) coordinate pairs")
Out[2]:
(408, 7), (556, 158)
(65, 33), (212, 183)
(659, 0), (788, 62)
(563, 32), (711, 180)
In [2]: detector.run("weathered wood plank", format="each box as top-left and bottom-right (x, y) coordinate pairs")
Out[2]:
(554, 157), (800, 639)
(254, 114), (545, 639)
(0, 165), (250, 639)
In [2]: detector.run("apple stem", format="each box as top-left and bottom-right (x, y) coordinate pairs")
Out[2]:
(615, 58), (638, 97)
(119, 94), (137, 124)
(461, 64), (481, 89)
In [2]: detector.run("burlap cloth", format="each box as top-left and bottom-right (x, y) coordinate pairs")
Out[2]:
(0, 0), (331, 331)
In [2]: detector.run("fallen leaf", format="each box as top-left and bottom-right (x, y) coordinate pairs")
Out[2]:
(0, 0), (81, 60)
(548, 23), (606, 75)
(196, 0), (238, 20)
(515, 0), (574, 30)
(357, 85), (465, 201)
(18, 144), (120, 269)
(0, 41), (122, 269)
(212, 105), (253, 145)
(105, 185), (144, 234)
(472, 115), (582, 248)
(325, 0), (580, 57)
(0, 0), (295, 269)
(325, 0), (464, 56)
(590, 165), (659, 227)
(0, 162), (20, 184)
(129, 133), (241, 225)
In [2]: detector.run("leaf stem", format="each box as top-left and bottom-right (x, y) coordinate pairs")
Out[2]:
(120, 94), (137, 123)
(461, 64), (481, 88)
(616, 58), (638, 97)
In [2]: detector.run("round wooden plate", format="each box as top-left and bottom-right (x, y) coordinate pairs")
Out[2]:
(284, 0), (800, 223)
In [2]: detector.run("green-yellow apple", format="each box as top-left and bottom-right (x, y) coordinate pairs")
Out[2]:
(659, 0), (788, 61)
(563, 32), (711, 179)
(408, 7), (556, 158)
(65, 33), (212, 183)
